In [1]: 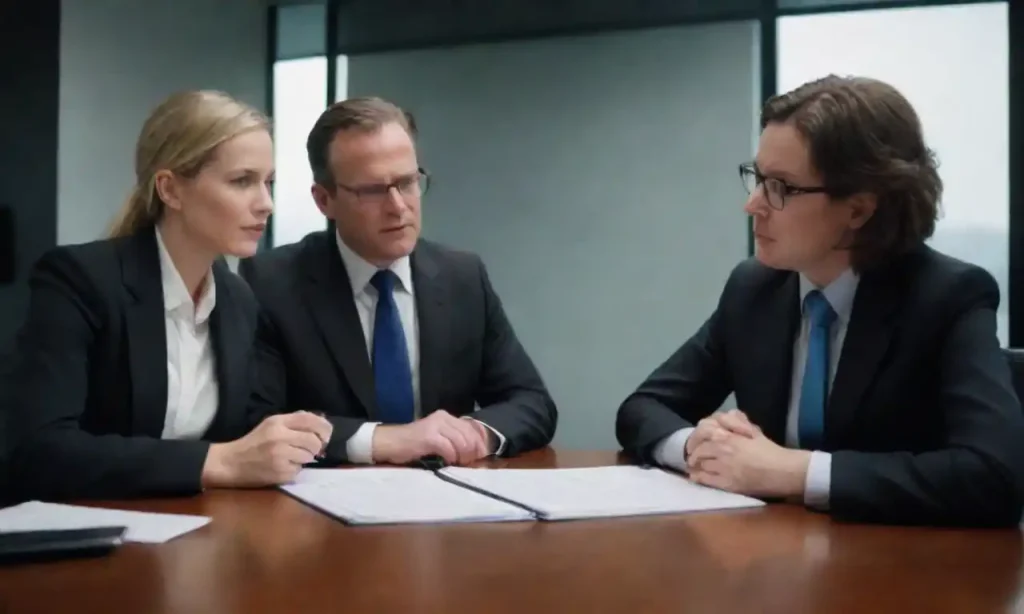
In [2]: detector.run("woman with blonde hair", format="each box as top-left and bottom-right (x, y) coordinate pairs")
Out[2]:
(5, 90), (332, 501)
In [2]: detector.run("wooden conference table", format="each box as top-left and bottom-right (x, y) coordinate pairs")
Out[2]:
(0, 449), (1022, 614)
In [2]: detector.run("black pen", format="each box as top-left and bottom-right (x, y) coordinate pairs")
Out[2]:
(311, 411), (329, 460)
(418, 454), (448, 471)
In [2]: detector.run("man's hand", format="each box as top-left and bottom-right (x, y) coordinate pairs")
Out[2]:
(202, 411), (333, 488)
(371, 410), (490, 466)
(685, 409), (761, 460)
(687, 430), (811, 499)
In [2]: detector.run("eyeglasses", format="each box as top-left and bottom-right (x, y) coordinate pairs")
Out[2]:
(739, 163), (829, 211)
(335, 168), (431, 206)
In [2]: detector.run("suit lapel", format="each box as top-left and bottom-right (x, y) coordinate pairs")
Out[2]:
(826, 262), (901, 444)
(205, 261), (245, 441)
(747, 273), (800, 444)
(412, 245), (447, 416)
(304, 232), (378, 418)
(119, 228), (168, 439)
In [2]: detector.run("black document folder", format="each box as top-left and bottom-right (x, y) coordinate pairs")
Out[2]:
(0, 526), (127, 565)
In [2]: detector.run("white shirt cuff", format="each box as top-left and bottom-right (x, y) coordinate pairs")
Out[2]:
(803, 451), (832, 510)
(346, 422), (379, 464)
(465, 417), (507, 456)
(652, 427), (695, 472)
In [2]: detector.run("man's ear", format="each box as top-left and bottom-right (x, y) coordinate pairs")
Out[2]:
(310, 183), (332, 217)
(154, 170), (183, 212)
(846, 192), (878, 230)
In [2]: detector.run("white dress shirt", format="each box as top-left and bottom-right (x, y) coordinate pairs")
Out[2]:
(336, 233), (506, 463)
(653, 269), (860, 509)
(155, 230), (219, 440)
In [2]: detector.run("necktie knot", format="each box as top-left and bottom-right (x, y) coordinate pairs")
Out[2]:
(371, 270), (396, 295)
(804, 290), (836, 329)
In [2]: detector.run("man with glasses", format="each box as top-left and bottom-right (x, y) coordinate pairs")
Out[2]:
(616, 75), (1024, 527)
(240, 97), (556, 466)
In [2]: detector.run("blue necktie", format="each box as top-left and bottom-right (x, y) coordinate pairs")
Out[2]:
(798, 290), (836, 450)
(370, 270), (414, 424)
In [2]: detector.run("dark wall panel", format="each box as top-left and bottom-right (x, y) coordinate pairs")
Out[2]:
(0, 0), (60, 356)
(334, 0), (760, 53)
(277, 2), (326, 60)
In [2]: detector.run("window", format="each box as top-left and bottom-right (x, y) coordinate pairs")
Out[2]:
(778, 2), (1010, 343)
(271, 56), (328, 247)
(269, 3), (329, 247)
(336, 54), (348, 101)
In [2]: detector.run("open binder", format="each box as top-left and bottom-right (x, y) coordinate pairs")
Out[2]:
(280, 464), (765, 525)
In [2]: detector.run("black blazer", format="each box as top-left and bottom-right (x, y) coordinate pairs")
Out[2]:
(239, 230), (557, 461)
(617, 245), (1024, 527)
(4, 228), (258, 501)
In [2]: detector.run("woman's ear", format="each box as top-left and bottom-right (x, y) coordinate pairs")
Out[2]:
(154, 170), (183, 212)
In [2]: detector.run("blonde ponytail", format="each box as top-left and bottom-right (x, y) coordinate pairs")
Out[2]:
(105, 90), (269, 240)
(107, 184), (159, 239)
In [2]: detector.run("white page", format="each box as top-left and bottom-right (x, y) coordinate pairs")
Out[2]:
(440, 466), (765, 521)
(0, 501), (211, 543)
(281, 468), (535, 525)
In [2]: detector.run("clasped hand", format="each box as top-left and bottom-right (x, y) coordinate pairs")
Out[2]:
(372, 410), (493, 466)
(685, 409), (810, 499)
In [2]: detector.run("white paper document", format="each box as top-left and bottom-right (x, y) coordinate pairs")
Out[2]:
(0, 501), (211, 543)
(440, 465), (766, 521)
(281, 468), (535, 525)
(283, 466), (764, 526)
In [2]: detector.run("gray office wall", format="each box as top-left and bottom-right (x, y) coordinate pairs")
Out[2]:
(58, 0), (267, 246)
(348, 21), (760, 449)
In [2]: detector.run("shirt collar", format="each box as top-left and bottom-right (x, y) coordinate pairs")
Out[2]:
(335, 230), (413, 296)
(155, 228), (216, 324)
(799, 268), (859, 324)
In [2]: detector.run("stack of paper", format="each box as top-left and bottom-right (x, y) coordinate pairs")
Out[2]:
(281, 468), (535, 525)
(282, 465), (764, 526)
(0, 501), (212, 543)
(440, 465), (765, 521)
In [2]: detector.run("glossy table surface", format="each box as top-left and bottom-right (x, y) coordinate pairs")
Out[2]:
(0, 449), (1022, 614)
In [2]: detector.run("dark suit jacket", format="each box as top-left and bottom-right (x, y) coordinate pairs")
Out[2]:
(239, 230), (557, 461)
(617, 245), (1024, 527)
(4, 227), (258, 501)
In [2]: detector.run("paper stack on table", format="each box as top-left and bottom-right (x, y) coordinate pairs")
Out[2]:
(282, 465), (764, 526)
(0, 501), (211, 543)
(282, 468), (536, 525)
(440, 465), (766, 521)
